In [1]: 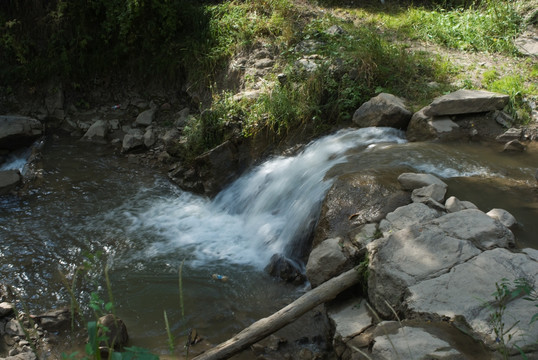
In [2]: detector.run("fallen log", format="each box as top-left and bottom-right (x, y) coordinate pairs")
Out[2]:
(192, 267), (360, 360)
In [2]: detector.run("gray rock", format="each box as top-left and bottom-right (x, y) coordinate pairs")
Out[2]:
(0, 116), (43, 150)
(515, 28), (538, 56)
(326, 25), (345, 35)
(0, 170), (21, 195)
(135, 109), (155, 127)
(406, 108), (438, 142)
(0, 302), (14, 317)
(432, 209), (515, 250)
(397, 173), (447, 191)
(423, 90), (509, 116)
(143, 128), (156, 148)
(32, 308), (71, 331)
(306, 237), (349, 287)
(327, 298), (372, 341)
(406, 248), (538, 349)
(352, 93), (412, 129)
(486, 208), (517, 228)
(122, 133), (144, 152)
(352, 223), (379, 248)
(82, 120), (109, 143)
(503, 139), (526, 152)
(493, 110), (514, 128)
(368, 222), (481, 317)
(2, 352), (37, 360)
(370, 325), (462, 360)
(495, 127), (522, 142)
(445, 196), (478, 213)
(379, 202), (441, 235)
(411, 183), (447, 203)
(5, 319), (25, 336)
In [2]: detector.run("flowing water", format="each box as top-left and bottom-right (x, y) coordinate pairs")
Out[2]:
(1, 127), (537, 356)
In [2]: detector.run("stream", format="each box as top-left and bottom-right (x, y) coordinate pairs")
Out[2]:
(1, 127), (537, 357)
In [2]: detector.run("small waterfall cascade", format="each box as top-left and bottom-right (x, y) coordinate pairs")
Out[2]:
(129, 127), (406, 269)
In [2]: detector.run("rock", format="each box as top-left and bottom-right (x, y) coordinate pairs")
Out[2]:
(143, 128), (156, 148)
(45, 84), (64, 117)
(97, 314), (129, 351)
(135, 109), (155, 127)
(352, 93), (412, 129)
(168, 139), (251, 196)
(122, 131), (145, 153)
(423, 90), (509, 116)
(352, 223), (379, 249)
(5, 319), (25, 336)
(326, 25), (345, 35)
(0, 302), (14, 317)
(1, 352), (37, 360)
(445, 196), (478, 213)
(174, 107), (190, 128)
(503, 139), (526, 152)
(327, 298), (373, 342)
(495, 127), (522, 142)
(379, 202), (441, 235)
(486, 208), (517, 228)
(406, 108), (462, 142)
(0, 116), (43, 150)
(432, 209), (515, 250)
(82, 120), (110, 143)
(397, 173), (447, 191)
(370, 325), (462, 359)
(305, 238), (350, 287)
(406, 248), (538, 350)
(515, 27), (538, 56)
(265, 254), (305, 284)
(493, 110), (514, 128)
(312, 174), (410, 248)
(32, 308), (71, 332)
(368, 208), (514, 317)
(0, 170), (21, 195)
(411, 183), (447, 203)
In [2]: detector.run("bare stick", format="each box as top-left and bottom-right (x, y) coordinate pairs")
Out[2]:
(192, 268), (360, 360)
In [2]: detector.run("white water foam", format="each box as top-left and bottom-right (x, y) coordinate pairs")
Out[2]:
(122, 127), (406, 269)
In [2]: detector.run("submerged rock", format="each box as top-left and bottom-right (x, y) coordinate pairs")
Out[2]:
(0, 170), (22, 195)
(265, 254), (305, 285)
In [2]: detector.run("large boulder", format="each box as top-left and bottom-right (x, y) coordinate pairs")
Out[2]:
(312, 174), (410, 248)
(82, 120), (110, 143)
(423, 89), (509, 116)
(368, 222), (481, 317)
(352, 93), (412, 129)
(406, 108), (461, 142)
(378, 202), (441, 235)
(406, 248), (538, 351)
(368, 209), (514, 317)
(135, 109), (155, 127)
(0, 116), (43, 150)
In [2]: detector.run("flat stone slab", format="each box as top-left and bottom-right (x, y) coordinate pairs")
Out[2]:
(328, 298), (373, 341)
(406, 248), (538, 349)
(371, 325), (462, 360)
(423, 90), (509, 116)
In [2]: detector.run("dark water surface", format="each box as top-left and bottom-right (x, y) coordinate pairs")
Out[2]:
(1, 130), (536, 357)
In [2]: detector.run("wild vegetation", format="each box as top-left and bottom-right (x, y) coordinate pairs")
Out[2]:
(2, 0), (536, 159)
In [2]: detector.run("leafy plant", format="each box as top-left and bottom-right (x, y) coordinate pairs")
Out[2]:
(486, 277), (536, 359)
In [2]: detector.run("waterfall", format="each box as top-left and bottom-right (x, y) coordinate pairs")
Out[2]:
(126, 127), (406, 269)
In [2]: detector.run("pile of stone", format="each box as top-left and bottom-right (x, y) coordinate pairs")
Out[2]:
(305, 172), (538, 359)
(0, 115), (43, 195)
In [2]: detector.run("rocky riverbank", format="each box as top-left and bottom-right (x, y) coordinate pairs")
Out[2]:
(307, 171), (537, 359)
